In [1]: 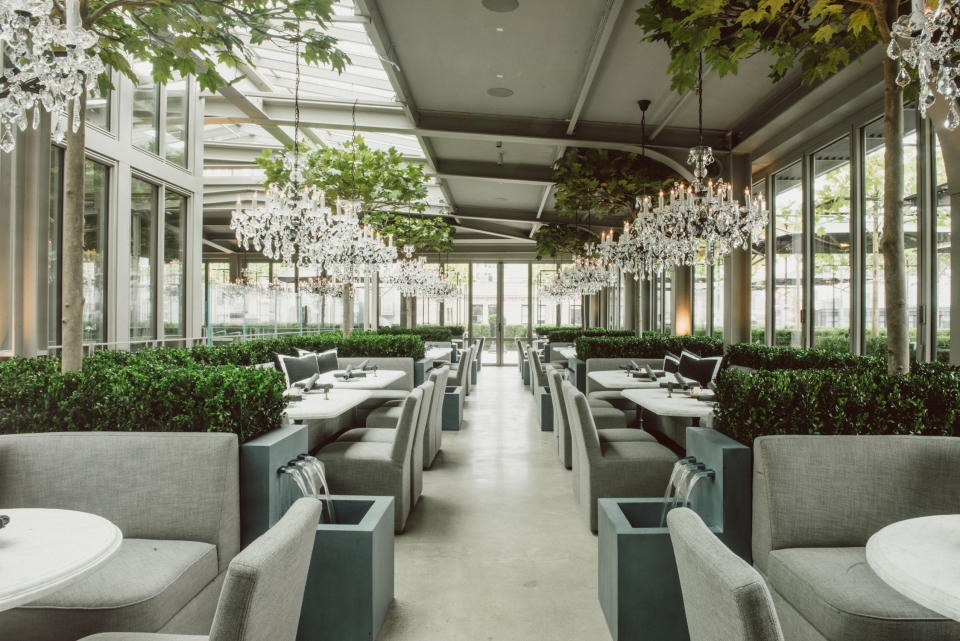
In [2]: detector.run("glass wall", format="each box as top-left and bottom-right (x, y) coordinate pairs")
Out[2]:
(751, 181), (767, 342)
(502, 263), (529, 364)
(163, 191), (187, 338)
(812, 137), (852, 350)
(83, 160), (109, 343)
(711, 255), (724, 337)
(693, 252), (708, 335)
(132, 67), (159, 154)
(130, 178), (157, 341)
(165, 75), (188, 166)
(86, 77), (111, 130)
(471, 263), (497, 364)
(773, 162), (803, 346)
(935, 137), (951, 360)
(863, 113), (920, 356)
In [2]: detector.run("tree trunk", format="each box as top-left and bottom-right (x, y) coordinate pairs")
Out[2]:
(61, 94), (86, 372)
(341, 284), (352, 337)
(881, 13), (909, 374)
(405, 296), (415, 328)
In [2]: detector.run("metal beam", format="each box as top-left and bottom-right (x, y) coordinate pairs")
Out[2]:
(566, 0), (624, 136)
(453, 221), (536, 242)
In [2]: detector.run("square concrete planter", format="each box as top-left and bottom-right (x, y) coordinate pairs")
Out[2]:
(522, 359), (530, 385)
(569, 358), (586, 392)
(240, 423), (309, 546)
(538, 387), (553, 431)
(414, 357), (433, 386)
(597, 427), (751, 641)
(442, 385), (463, 430)
(470, 359), (477, 385)
(298, 495), (395, 641)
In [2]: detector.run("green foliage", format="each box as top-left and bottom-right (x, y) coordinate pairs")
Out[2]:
(0, 354), (287, 444)
(553, 148), (681, 219)
(713, 363), (960, 447)
(256, 136), (453, 252)
(634, 0), (883, 92)
(535, 325), (582, 336)
(725, 342), (878, 371)
(446, 325), (466, 337)
(83, 0), (349, 95)
(189, 333), (425, 365)
(575, 334), (724, 360)
(532, 225), (596, 259)
(377, 325), (453, 342)
(546, 328), (636, 343)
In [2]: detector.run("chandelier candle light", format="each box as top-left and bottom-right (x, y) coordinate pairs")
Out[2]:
(0, 0), (104, 152)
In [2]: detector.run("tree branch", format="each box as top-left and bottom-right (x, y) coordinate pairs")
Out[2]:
(87, 0), (165, 25)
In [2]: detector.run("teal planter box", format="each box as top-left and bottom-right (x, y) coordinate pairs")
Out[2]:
(538, 387), (553, 431)
(451, 344), (459, 363)
(240, 423), (309, 546)
(298, 495), (394, 641)
(522, 359), (530, 385)
(414, 357), (433, 386)
(570, 358), (586, 392)
(597, 427), (751, 641)
(470, 359), (477, 385)
(442, 386), (463, 430)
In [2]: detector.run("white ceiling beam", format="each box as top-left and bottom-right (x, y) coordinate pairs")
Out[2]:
(566, 0), (624, 136)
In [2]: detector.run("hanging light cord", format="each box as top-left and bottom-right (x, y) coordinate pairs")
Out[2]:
(697, 52), (704, 146)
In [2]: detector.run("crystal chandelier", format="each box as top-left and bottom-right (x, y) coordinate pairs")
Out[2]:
(230, 24), (328, 267)
(650, 54), (767, 265)
(423, 275), (461, 301)
(300, 275), (347, 298)
(322, 199), (398, 282)
(380, 245), (434, 297)
(557, 252), (618, 297)
(0, 0), (104, 152)
(539, 270), (578, 302)
(888, 0), (960, 129)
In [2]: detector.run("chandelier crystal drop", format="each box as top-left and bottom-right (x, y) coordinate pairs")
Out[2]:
(323, 199), (398, 282)
(888, 0), (960, 129)
(300, 275), (347, 298)
(0, 0), (104, 153)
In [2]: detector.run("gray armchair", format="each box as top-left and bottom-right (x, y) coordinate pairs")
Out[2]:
(562, 381), (676, 532)
(668, 507), (784, 641)
(81, 497), (323, 641)
(752, 435), (960, 641)
(316, 388), (423, 533)
(0, 432), (240, 641)
(424, 365), (449, 468)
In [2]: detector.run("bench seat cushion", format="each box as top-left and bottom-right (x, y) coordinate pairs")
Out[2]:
(768, 546), (960, 641)
(337, 427), (396, 443)
(599, 440), (677, 462)
(597, 428), (657, 444)
(588, 390), (638, 411)
(5, 539), (218, 641)
(590, 407), (628, 429)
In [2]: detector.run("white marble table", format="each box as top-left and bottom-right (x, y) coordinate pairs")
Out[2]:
(621, 388), (715, 426)
(425, 347), (453, 361)
(284, 389), (373, 421)
(866, 515), (960, 621)
(556, 347), (578, 361)
(588, 370), (661, 390)
(314, 369), (405, 390)
(0, 508), (123, 612)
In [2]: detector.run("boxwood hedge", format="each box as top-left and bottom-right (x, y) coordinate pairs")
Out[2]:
(575, 334), (724, 360)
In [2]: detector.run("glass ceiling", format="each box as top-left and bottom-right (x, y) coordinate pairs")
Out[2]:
(202, 0), (446, 207)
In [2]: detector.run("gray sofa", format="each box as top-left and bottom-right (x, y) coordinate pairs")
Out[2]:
(0, 432), (240, 641)
(753, 435), (960, 641)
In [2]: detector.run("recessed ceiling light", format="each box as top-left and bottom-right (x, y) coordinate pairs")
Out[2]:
(482, 0), (519, 12)
(495, 196), (508, 202)
(496, 27), (504, 32)
(496, 73), (504, 79)
(487, 87), (514, 98)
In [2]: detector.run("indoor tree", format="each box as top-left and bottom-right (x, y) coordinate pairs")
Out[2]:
(636, 0), (913, 373)
(257, 135), (454, 253)
(51, 0), (348, 372)
(532, 224), (597, 260)
(553, 147), (681, 220)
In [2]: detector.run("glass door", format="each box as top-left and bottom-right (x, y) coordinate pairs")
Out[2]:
(501, 263), (530, 365)
(471, 263), (498, 365)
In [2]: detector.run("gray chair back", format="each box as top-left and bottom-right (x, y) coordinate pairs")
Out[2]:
(390, 387), (424, 464)
(667, 507), (784, 641)
(428, 366), (449, 436)
(547, 368), (567, 433)
(530, 350), (547, 387)
(209, 497), (323, 641)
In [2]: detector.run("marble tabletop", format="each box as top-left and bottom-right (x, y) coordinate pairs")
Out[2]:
(314, 369), (405, 390)
(556, 347), (578, 361)
(621, 388), (715, 425)
(866, 515), (960, 622)
(588, 370), (662, 390)
(0, 508), (123, 612)
(284, 389), (373, 421)
(425, 347), (453, 361)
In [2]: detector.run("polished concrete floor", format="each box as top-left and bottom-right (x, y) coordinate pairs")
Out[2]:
(378, 366), (610, 641)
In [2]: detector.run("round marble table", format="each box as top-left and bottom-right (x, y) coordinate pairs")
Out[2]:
(865, 515), (960, 621)
(0, 508), (123, 612)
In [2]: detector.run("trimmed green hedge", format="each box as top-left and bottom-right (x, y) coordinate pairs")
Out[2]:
(446, 325), (465, 337)
(545, 328), (636, 342)
(575, 334), (724, 361)
(188, 333), (425, 366)
(0, 353), (287, 443)
(535, 325), (580, 336)
(725, 343), (879, 371)
(713, 362), (960, 447)
(377, 325), (453, 342)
